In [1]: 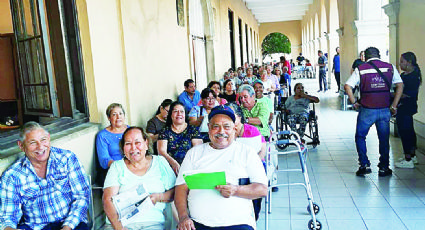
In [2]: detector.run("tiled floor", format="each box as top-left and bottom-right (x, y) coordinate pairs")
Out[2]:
(257, 78), (425, 230)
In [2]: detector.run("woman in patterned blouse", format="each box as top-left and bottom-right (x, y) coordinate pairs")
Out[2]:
(157, 101), (203, 175)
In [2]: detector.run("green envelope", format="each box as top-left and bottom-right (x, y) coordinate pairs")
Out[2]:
(183, 171), (226, 189)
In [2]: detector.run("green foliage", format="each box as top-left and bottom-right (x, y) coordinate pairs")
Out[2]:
(261, 33), (291, 59)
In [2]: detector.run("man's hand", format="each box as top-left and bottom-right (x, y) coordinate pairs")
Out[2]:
(215, 184), (239, 198)
(353, 102), (361, 110)
(177, 215), (196, 230)
(61, 226), (72, 230)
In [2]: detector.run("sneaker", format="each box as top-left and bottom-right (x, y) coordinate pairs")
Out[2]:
(272, 187), (279, 192)
(378, 168), (393, 177)
(317, 90), (322, 92)
(395, 159), (415, 168)
(356, 166), (372, 176)
(397, 156), (418, 164)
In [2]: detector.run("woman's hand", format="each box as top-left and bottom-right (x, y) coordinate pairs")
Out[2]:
(177, 215), (196, 230)
(149, 193), (163, 205)
(171, 161), (181, 175)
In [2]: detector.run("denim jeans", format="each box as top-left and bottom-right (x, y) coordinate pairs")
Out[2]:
(355, 107), (391, 169)
(318, 70), (327, 91)
(396, 112), (417, 155)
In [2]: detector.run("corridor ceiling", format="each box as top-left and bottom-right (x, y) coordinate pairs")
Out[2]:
(243, 0), (313, 23)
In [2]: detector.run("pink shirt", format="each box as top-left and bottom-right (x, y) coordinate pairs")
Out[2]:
(242, 123), (266, 143)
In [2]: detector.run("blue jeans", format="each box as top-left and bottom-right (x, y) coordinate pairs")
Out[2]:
(319, 70), (327, 91)
(355, 107), (391, 169)
(396, 112), (417, 155)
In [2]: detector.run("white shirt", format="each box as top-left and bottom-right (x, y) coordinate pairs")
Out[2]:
(176, 142), (267, 228)
(345, 58), (402, 87)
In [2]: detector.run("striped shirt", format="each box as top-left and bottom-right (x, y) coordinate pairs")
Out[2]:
(0, 147), (90, 230)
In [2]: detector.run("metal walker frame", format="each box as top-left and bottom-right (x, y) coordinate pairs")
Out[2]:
(264, 130), (321, 230)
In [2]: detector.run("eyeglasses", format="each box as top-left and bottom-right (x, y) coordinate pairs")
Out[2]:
(163, 107), (169, 113)
(204, 97), (216, 102)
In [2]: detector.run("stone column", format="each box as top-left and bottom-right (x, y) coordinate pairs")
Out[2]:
(383, 0), (400, 66)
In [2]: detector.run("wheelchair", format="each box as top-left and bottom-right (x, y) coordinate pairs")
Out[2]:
(274, 95), (320, 149)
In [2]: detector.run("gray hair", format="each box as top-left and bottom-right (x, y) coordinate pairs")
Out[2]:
(238, 84), (255, 97)
(106, 103), (125, 118)
(19, 121), (49, 142)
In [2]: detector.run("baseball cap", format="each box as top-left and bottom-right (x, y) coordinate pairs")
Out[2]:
(208, 105), (236, 123)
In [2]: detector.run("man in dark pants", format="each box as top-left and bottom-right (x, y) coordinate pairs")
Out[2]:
(344, 47), (404, 177)
(317, 50), (328, 92)
(333, 47), (341, 93)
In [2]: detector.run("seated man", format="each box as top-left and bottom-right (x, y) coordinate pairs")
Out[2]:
(178, 79), (201, 112)
(285, 83), (320, 141)
(175, 105), (267, 230)
(239, 84), (271, 141)
(0, 122), (90, 230)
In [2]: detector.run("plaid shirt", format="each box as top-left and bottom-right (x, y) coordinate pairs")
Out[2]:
(0, 147), (90, 230)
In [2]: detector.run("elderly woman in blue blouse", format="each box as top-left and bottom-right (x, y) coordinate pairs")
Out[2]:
(96, 103), (128, 170)
(103, 127), (176, 230)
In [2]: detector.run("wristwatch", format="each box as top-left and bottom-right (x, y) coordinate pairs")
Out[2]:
(245, 117), (249, 124)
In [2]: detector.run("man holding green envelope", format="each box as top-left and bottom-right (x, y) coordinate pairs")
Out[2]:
(175, 105), (268, 230)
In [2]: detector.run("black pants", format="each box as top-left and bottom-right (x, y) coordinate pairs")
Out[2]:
(19, 222), (89, 230)
(334, 72), (341, 91)
(252, 198), (262, 220)
(193, 221), (254, 230)
(396, 112), (417, 155)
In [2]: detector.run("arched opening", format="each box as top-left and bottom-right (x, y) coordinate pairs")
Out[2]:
(355, 0), (389, 62)
(261, 32), (291, 63)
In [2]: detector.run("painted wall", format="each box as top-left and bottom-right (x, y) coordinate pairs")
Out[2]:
(259, 20), (302, 61)
(210, 0), (260, 78)
(77, 0), (260, 128)
(0, 0), (13, 33)
(398, 1), (425, 123)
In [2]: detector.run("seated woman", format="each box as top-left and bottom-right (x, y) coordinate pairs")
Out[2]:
(284, 83), (320, 140)
(189, 88), (217, 142)
(103, 127), (176, 230)
(146, 99), (172, 154)
(207, 81), (228, 105)
(260, 69), (276, 101)
(96, 103), (128, 184)
(158, 101), (203, 175)
(221, 79), (237, 103)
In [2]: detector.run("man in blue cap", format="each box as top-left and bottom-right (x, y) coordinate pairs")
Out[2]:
(174, 105), (268, 230)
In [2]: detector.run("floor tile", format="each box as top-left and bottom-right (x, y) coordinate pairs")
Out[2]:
(363, 219), (407, 230)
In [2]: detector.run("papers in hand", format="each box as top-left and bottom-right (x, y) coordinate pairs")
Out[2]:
(112, 184), (154, 226)
(183, 171), (226, 189)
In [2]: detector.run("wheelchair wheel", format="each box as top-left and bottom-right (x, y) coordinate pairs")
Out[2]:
(275, 111), (283, 133)
(276, 113), (290, 150)
(309, 117), (320, 148)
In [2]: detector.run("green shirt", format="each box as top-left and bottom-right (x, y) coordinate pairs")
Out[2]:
(257, 97), (274, 114)
(242, 99), (270, 138)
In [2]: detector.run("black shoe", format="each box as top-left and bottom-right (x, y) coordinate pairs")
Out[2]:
(378, 168), (393, 177)
(317, 90), (322, 92)
(272, 187), (279, 192)
(356, 166), (371, 176)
